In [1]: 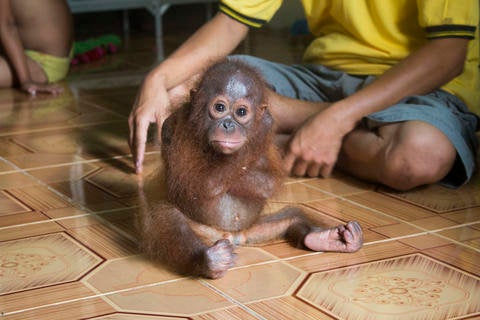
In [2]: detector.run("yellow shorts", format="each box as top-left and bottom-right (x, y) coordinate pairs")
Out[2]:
(25, 49), (73, 83)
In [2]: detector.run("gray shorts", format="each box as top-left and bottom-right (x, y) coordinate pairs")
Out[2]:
(231, 55), (479, 188)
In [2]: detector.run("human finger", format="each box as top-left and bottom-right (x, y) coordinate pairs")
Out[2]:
(306, 162), (322, 177)
(50, 86), (64, 95)
(292, 159), (308, 177)
(27, 87), (37, 96)
(283, 151), (296, 173)
(128, 114), (136, 155)
(44, 85), (63, 94)
(319, 161), (334, 178)
(133, 117), (150, 174)
(37, 84), (63, 95)
(155, 118), (163, 145)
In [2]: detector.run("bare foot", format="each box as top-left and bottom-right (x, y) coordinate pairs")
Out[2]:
(203, 239), (236, 279)
(303, 221), (363, 252)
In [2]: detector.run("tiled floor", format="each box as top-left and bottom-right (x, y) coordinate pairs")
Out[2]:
(1, 8), (480, 320)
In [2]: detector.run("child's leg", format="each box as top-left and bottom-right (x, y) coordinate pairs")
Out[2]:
(0, 56), (15, 87)
(0, 54), (48, 88)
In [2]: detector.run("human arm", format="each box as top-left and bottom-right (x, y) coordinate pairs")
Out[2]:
(284, 37), (470, 177)
(128, 12), (249, 174)
(0, 0), (62, 95)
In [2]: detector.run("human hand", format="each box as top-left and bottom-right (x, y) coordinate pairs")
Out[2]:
(21, 82), (63, 96)
(128, 82), (170, 174)
(283, 109), (349, 178)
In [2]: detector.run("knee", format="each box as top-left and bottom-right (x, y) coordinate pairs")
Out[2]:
(380, 135), (456, 191)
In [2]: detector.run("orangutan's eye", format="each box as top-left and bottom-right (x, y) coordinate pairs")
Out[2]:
(214, 103), (226, 112)
(236, 107), (247, 117)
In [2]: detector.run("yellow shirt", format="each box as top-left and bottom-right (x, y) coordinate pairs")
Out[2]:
(219, 0), (479, 113)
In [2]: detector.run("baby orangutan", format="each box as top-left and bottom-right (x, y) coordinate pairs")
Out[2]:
(139, 59), (363, 279)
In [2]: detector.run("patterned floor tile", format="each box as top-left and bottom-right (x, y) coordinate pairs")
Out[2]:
(1, 296), (115, 320)
(96, 208), (138, 239)
(17, 162), (99, 185)
(371, 222), (424, 239)
(297, 254), (480, 320)
(464, 237), (480, 249)
(379, 173), (480, 213)
(0, 233), (102, 295)
(54, 211), (110, 230)
(0, 172), (39, 189)
(436, 225), (480, 243)
(289, 241), (417, 274)
(0, 161), (16, 173)
(42, 206), (91, 220)
(303, 172), (376, 196)
(398, 234), (454, 250)
(79, 86), (139, 117)
(0, 190), (31, 216)
(271, 182), (332, 203)
(442, 207), (480, 224)
(260, 240), (320, 260)
(92, 314), (186, 320)
(306, 198), (399, 229)
(0, 220), (64, 242)
(0, 90), (75, 132)
(66, 222), (137, 259)
(248, 296), (335, 320)
(409, 215), (461, 230)
(192, 306), (260, 320)
(9, 122), (130, 164)
(0, 87), (24, 106)
(233, 246), (278, 267)
(50, 180), (119, 207)
(0, 282), (98, 315)
(207, 261), (305, 304)
(104, 279), (234, 316)
(86, 153), (164, 199)
(346, 191), (436, 221)
(84, 255), (180, 293)
(0, 138), (30, 158)
(0, 210), (49, 228)
(0, 94), (124, 135)
(424, 244), (480, 277)
(6, 184), (72, 212)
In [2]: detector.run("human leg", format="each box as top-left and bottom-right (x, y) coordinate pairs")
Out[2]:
(0, 56), (14, 87)
(339, 91), (478, 190)
(0, 53), (48, 88)
(338, 121), (457, 190)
